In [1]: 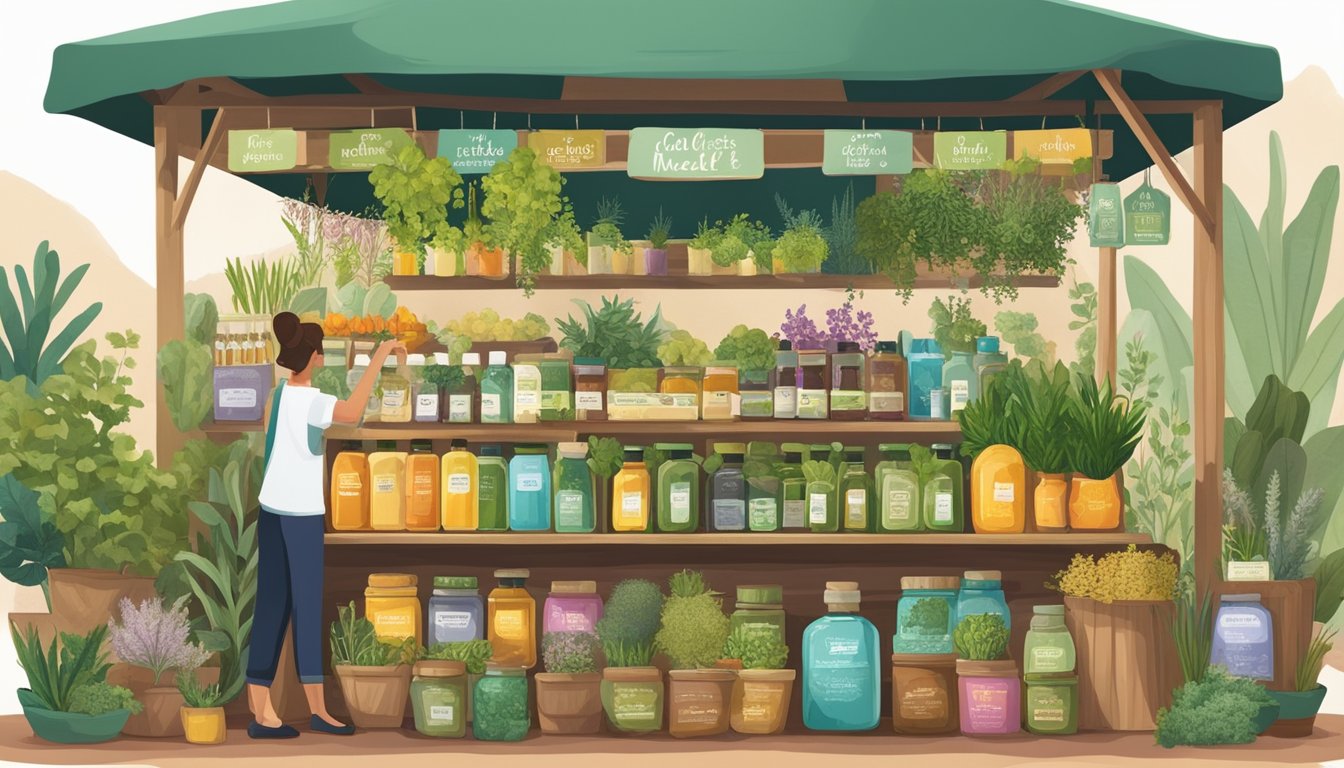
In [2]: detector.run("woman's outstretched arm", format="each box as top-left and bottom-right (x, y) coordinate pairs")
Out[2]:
(332, 339), (406, 425)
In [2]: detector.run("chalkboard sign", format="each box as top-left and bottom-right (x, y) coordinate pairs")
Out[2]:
(626, 128), (764, 179)
(822, 130), (913, 176)
(1125, 174), (1171, 245)
(437, 130), (518, 174)
(228, 130), (298, 172)
(1014, 128), (1092, 164)
(933, 131), (1006, 170)
(528, 130), (607, 170)
(328, 128), (413, 170)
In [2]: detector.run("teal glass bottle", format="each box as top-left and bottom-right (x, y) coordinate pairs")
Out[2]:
(480, 350), (514, 424)
(802, 581), (880, 731)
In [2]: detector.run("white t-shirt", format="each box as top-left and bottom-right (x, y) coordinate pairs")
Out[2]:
(258, 384), (338, 516)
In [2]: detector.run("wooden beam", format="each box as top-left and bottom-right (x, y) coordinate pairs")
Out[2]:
(311, 173), (329, 207)
(343, 73), (393, 95)
(1096, 247), (1118, 384)
(1009, 70), (1086, 101)
(153, 106), (199, 467)
(171, 108), (227, 230)
(562, 76), (848, 102)
(1192, 102), (1225, 599)
(1093, 69), (1214, 234)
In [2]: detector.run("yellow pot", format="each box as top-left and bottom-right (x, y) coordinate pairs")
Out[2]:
(1034, 473), (1068, 531)
(181, 706), (227, 745)
(1069, 474), (1122, 530)
(687, 247), (714, 276)
(612, 248), (632, 275)
(738, 256), (759, 276)
(432, 247), (462, 277)
(392, 249), (419, 276)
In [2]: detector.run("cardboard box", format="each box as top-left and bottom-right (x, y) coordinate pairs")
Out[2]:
(213, 364), (273, 422)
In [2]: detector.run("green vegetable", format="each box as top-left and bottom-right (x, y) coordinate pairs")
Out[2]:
(595, 578), (663, 649)
(370, 143), (463, 254)
(481, 146), (566, 296)
(313, 365), (351, 399)
(713, 325), (777, 373)
(906, 597), (951, 635)
(1067, 373), (1147, 479)
(68, 681), (141, 716)
(721, 626), (789, 670)
(657, 330), (714, 367)
(773, 221), (828, 273)
(655, 570), (730, 669)
(420, 363), (465, 392)
(928, 295), (986, 355)
(856, 170), (979, 299)
(646, 209), (672, 250)
(330, 602), (416, 667)
(423, 639), (493, 675)
(1155, 666), (1274, 748)
(952, 613), (1009, 661)
(555, 295), (665, 369)
(587, 437), (625, 479)
(176, 670), (224, 709)
(11, 623), (112, 712)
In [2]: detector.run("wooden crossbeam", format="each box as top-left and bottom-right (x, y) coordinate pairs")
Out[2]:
(1009, 70), (1086, 101)
(170, 108), (227, 230)
(1093, 68), (1214, 234)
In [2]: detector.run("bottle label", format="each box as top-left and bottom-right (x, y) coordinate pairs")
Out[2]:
(382, 389), (406, 409)
(429, 704), (456, 723)
(492, 608), (527, 640)
(809, 493), (829, 524)
(480, 393), (502, 419)
(415, 393), (439, 419)
(783, 499), (806, 528)
(412, 473), (434, 497)
(713, 499), (745, 530)
(950, 380), (970, 412)
(830, 391), (867, 411)
(773, 387), (798, 416)
(516, 473), (543, 492)
(749, 498), (778, 529)
(373, 474), (397, 494)
(337, 472), (363, 495)
(993, 482), (1015, 503)
(575, 391), (603, 411)
(435, 611), (472, 629)
(669, 482), (691, 524)
(846, 489), (867, 525)
(885, 488), (912, 524)
(217, 388), (257, 409)
(1030, 646), (1069, 673)
(934, 492), (953, 523)
(870, 391), (904, 414)
(448, 473), (471, 495)
(929, 389), (944, 419)
(797, 390), (828, 418)
(515, 388), (540, 407)
(448, 394), (472, 422)
(556, 490), (584, 527)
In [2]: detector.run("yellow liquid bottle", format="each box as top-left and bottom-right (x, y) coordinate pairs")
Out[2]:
(405, 440), (439, 532)
(612, 446), (651, 532)
(368, 441), (408, 531)
(487, 569), (536, 668)
(330, 442), (370, 531)
(440, 438), (480, 531)
(971, 444), (1026, 534)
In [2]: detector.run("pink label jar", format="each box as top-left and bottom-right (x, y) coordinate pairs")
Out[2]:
(543, 580), (604, 634)
(956, 659), (1021, 735)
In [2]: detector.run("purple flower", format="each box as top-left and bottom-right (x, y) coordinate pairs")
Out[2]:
(108, 597), (210, 685)
(781, 298), (880, 351)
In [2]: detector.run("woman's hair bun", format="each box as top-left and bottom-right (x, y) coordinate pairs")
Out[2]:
(273, 311), (303, 348)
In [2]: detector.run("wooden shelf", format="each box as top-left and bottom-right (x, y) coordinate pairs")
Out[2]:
(385, 273), (1061, 292)
(200, 420), (262, 434)
(328, 420), (961, 441)
(326, 532), (1151, 546)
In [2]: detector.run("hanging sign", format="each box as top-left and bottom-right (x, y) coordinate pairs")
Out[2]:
(436, 129), (518, 174)
(1124, 172), (1172, 245)
(227, 130), (298, 172)
(527, 130), (607, 170)
(822, 130), (913, 176)
(933, 131), (1007, 170)
(328, 128), (413, 170)
(1013, 128), (1093, 165)
(626, 128), (764, 180)
(1088, 182), (1125, 248)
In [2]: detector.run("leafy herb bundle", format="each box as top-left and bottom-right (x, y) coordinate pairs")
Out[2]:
(555, 295), (665, 369)
(330, 602), (417, 666)
(714, 325), (777, 372)
(1007, 361), (1074, 474)
(722, 626), (789, 669)
(956, 364), (1026, 459)
(952, 613), (1009, 661)
(423, 639), (493, 674)
(1067, 374), (1147, 479)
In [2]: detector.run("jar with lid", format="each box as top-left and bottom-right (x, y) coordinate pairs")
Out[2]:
(868, 340), (907, 420)
(739, 368), (774, 420)
(411, 660), (467, 738)
(1024, 604), (1075, 674)
(1211, 593), (1274, 680)
(829, 341), (868, 421)
(894, 576), (960, 655)
(655, 443), (699, 533)
(487, 569), (536, 668)
(1024, 673), (1078, 735)
(543, 580), (603, 634)
(365, 573), (421, 646)
(956, 570), (1010, 629)
(553, 442), (595, 533)
(378, 356), (412, 423)
(729, 585), (785, 646)
(573, 357), (607, 420)
(890, 653), (958, 734)
(428, 576), (483, 645)
(701, 365), (738, 421)
(710, 443), (747, 532)
(472, 665), (531, 741)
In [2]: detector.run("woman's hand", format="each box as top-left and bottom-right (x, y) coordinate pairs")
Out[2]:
(374, 339), (408, 365)
(333, 340), (407, 425)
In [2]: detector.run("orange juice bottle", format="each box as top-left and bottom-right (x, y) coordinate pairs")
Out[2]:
(440, 438), (480, 530)
(487, 569), (536, 668)
(971, 444), (1026, 534)
(330, 442), (370, 531)
(612, 446), (651, 532)
(405, 440), (440, 531)
(368, 441), (408, 531)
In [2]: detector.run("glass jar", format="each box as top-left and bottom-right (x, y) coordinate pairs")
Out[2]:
(428, 576), (484, 645)
(378, 358), (412, 423)
(543, 580), (603, 634)
(956, 571), (1010, 629)
(796, 349), (829, 420)
(729, 585), (785, 645)
(867, 340), (907, 420)
(829, 341), (867, 420)
(487, 569), (536, 669)
(773, 341), (799, 419)
(413, 353), (441, 423)
(655, 443), (699, 533)
(659, 366), (703, 396)
(411, 660), (467, 738)
(739, 369), (774, 419)
(746, 460), (781, 533)
(1211, 593), (1274, 680)
(472, 665), (531, 741)
(1024, 673), (1078, 735)
(364, 573), (421, 646)
(1024, 604), (1076, 674)
(890, 653), (958, 735)
(553, 442), (595, 533)
(710, 443), (747, 532)
(701, 365), (738, 421)
(573, 357), (607, 421)
(894, 576), (960, 655)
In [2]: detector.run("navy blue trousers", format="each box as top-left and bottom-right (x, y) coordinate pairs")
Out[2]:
(246, 509), (325, 686)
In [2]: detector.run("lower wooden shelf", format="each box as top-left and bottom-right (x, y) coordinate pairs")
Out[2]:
(328, 420), (961, 441)
(326, 532), (1150, 546)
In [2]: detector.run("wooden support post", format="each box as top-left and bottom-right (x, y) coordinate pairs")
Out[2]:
(1096, 247), (1118, 384)
(1192, 103), (1224, 598)
(171, 108), (227, 231)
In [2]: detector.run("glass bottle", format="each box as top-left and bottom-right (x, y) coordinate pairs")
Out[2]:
(440, 438), (479, 531)
(511, 355), (542, 424)
(347, 354), (380, 424)
(746, 447), (781, 533)
(907, 339), (945, 421)
(971, 444), (1027, 534)
(806, 463), (839, 534)
(710, 443), (747, 532)
(330, 441), (370, 531)
(876, 443), (921, 532)
(573, 357), (607, 421)
(773, 340), (799, 420)
(368, 440), (407, 531)
(701, 365), (738, 421)
(802, 581), (880, 731)
(944, 350), (977, 415)
(553, 442), (596, 533)
(225, 327), (241, 367)
(476, 445), (509, 531)
(508, 444), (551, 531)
(213, 329), (227, 366)
(956, 570), (1011, 629)
(655, 443), (699, 533)
(414, 353), (443, 423)
(379, 356), (412, 423)
(405, 439), (440, 532)
(428, 576), (484, 644)
(796, 349), (830, 420)
(974, 336), (1009, 396)
(612, 446), (652, 532)
(829, 342), (868, 421)
(448, 352), (480, 424)
(1024, 605), (1076, 675)
(839, 446), (874, 532)
(487, 569), (536, 669)
(923, 443), (964, 532)
(778, 445), (808, 530)
(867, 340), (907, 421)
(480, 350), (514, 424)
(893, 576), (960, 654)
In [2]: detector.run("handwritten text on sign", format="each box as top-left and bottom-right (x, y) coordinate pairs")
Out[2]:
(528, 130), (607, 170)
(437, 129), (518, 174)
(626, 128), (764, 179)
(1013, 128), (1093, 164)
(933, 132), (1007, 170)
(227, 130), (298, 172)
(328, 128), (413, 170)
(822, 130), (913, 176)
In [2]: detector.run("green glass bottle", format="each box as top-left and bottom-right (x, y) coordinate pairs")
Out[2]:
(480, 351), (514, 424)
(922, 443), (964, 532)
(778, 444), (808, 531)
(553, 442), (595, 533)
(746, 445), (781, 533)
(805, 460), (839, 533)
(477, 444), (509, 531)
(839, 446), (874, 532)
(655, 443), (698, 533)
(876, 443), (921, 532)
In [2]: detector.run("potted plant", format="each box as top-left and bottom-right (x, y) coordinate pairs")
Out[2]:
(644, 209), (672, 277)
(12, 622), (141, 744)
(1155, 666), (1277, 747)
(714, 325), (778, 417)
(1066, 373), (1147, 531)
(953, 613), (1019, 736)
(481, 146), (566, 296)
(973, 157), (1081, 302)
(107, 596), (211, 738)
(596, 578), (664, 735)
(330, 601), (417, 729)
(772, 209), (827, 275)
(722, 625), (794, 735)
(855, 170), (978, 299)
(543, 197), (585, 276)
(1267, 627), (1336, 737)
(177, 670), (226, 745)
(655, 570), (733, 738)
(460, 181), (508, 279)
(686, 218), (719, 276)
(422, 639), (492, 721)
(588, 197), (632, 276)
(536, 630), (603, 735)
(1005, 361), (1075, 531)
(369, 143), (463, 277)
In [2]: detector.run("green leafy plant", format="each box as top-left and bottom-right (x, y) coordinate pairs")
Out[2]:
(0, 241), (102, 389)
(423, 639), (493, 674)
(821, 185), (867, 275)
(330, 602), (417, 667)
(1296, 627), (1336, 692)
(995, 310), (1055, 366)
(595, 578), (663, 650)
(420, 363), (465, 393)
(646, 209), (672, 250)
(176, 669), (225, 709)
(68, 681), (141, 716)
(588, 197), (633, 254)
(157, 338), (213, 432)
(1155, 666), (1274, 748)
(481, 146), (565, 296)
(1007, 361), (1074, 474)
(1067, 373), (1147, 479)
(224, 255), (300, 316)
(370, 143), (464, 255)
(541, 631), (600, 674)
(1263, 472), (1326, 581)
(602, 639), (655, 668)
(952, 613), (1009, 661)
(1314, 548), (1344, 623)
(929, 296), (986, 355)
(1222, 468), (1266, 566)
(772, 207), (828, 274)
(0, 474), (65, 592)
(689, 218), (721, 251)
(1068, 279), (1098, 379)
(711, 215), (773, 268)
(11, 623), (112, 712)
(586, 436), (625, 480)
(973, 164), (1080, 302)
(1170, 591), (1213, 685)
(906, 597), (951, 635)
(956, 365), (1026, 459)
(714, 325), (777, 372)
(856, 170), (979, 299)
(655, 570), (731, 669)
(555, 295), (665, 369)
(721, 626), (789, 669)
(657, 330), (714, 367)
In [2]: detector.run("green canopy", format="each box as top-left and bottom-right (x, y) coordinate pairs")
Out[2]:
(44, 0), (1281, 225)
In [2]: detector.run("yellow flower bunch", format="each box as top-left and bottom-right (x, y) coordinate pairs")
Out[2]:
(1049, 544), (1177, 603)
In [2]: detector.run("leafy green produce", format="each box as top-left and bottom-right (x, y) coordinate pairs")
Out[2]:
(906, 597), (951, 635)
(330, 602), (416, 666)
(313, 365), (350, 399)
(11, 623), (111, 712)
(481, 146), (566, 296)
(369, 143), (463, 253)
(655, 570), (730, 669)
(721, 626), (789, 670)
(1155, 666), (1274, 747)
(157, 338), (213, 432)
(974, 163), (1080, 302)
(714, 325), (777, 372)
(595, 578), (663, 649)
(541, 631), (600, 674)
(555, 295), (665, 369)
(68, 681), (141, 716)
(952, 613), (1009, 661)
(420, 363), (465, 392)
(423, 639), (493, 674)
(928, 295), (986, 355)
(856, 170), (979, 299)
(658, 330), (714, 367)
(1067, 372), (1147, 479)
(587, 437), (625, 479)
(773, 222), (828, 273)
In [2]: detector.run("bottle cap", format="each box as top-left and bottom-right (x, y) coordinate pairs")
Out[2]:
(1221, 593), (1262, 602)
(514, 444), (548, 456)
(433, 352), (451, 366)
(488, 351), (507, 366)
(413, 660), (466, 678)
(623, 446), (645, 462)
(368, 573), (417, 588)
(410, 439), (434, 453)
(557, 441), (588, 459)
(901, 576), (961, 591)
(736, 585), (783, 605)
(777, 340), (793, 351)
(835, 341), (860, 353)
(843, 446), (865, 461)
(823, 581), (861, 607)
(406, 353), (426, 366)
(714, 442), (747, 457)
(484, 664), (526, 676)
(875, 340), (899, 353)
(450, 438), (468, 450)
(550, 580), (597, 594)
(433, 575), (478, 590)
(976, 336), (1000, 354)
(1033, 604), (1065, 616)
(461, 352), (482, 366)
(353, 354), (372, 367)
(931, 443), (955, 458)
(494, 568), (530, 580)
(480, 444), (503, 457)
(964, 570), (1002, 582)
(878, 442), (911, 454)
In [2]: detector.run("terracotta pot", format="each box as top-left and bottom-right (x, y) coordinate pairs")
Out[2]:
(335, 664), (412, 728)
(1034, 473), (1069, 531)
(535, 672), (602, 734)
(714, 659), (744, 671)
(1068, 475), (1122, 530)
(181, 706), (227, 745)
(473, 245), (508, 279)
(124, 687), (186, 738)
(47, 568), (156, 638)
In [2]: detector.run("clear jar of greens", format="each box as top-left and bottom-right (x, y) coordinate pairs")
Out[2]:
(553, 442), (595, 533)
(739, 369), (774, 419)
(655, 443), (699, 533)
(747, 460), (781, 533)
(894, 577), (960, 654)
(473, 664), (530, 741)
(411, 660), (467, 738)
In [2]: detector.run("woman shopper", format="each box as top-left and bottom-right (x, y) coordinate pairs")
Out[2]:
(247, 311), (405, 739)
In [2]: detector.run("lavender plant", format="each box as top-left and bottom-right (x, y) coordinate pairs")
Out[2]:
(779, 293), (878, 351)
(541, 631), (600, 674)
(108, 596), (210, 685)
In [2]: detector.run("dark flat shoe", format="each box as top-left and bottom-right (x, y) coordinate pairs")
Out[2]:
(248, 721), (300, 739)
(311, 715), (356, 736)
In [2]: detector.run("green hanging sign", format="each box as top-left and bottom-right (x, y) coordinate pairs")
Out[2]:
(626, 128), (764, 179)
(933, 131), (1006, 170)
(822, 130), (913, 175)
(228, 130), (298, 172)
(1088, 182), (1125, 248)
(328, 128), (413, 170)
(1125, 172), (1172, 245)
(436, 129), (517, 174)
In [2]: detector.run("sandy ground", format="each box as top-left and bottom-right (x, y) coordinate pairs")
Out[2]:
(0, 715), (1341, 768)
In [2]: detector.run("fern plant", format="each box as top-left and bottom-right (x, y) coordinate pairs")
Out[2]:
(555, 295), (665, 369)
(1066, 373), (1146, 479)
(646, 209), (672, 250)
(956, 364), (1026, 459)
(0, 241), (102, 388)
